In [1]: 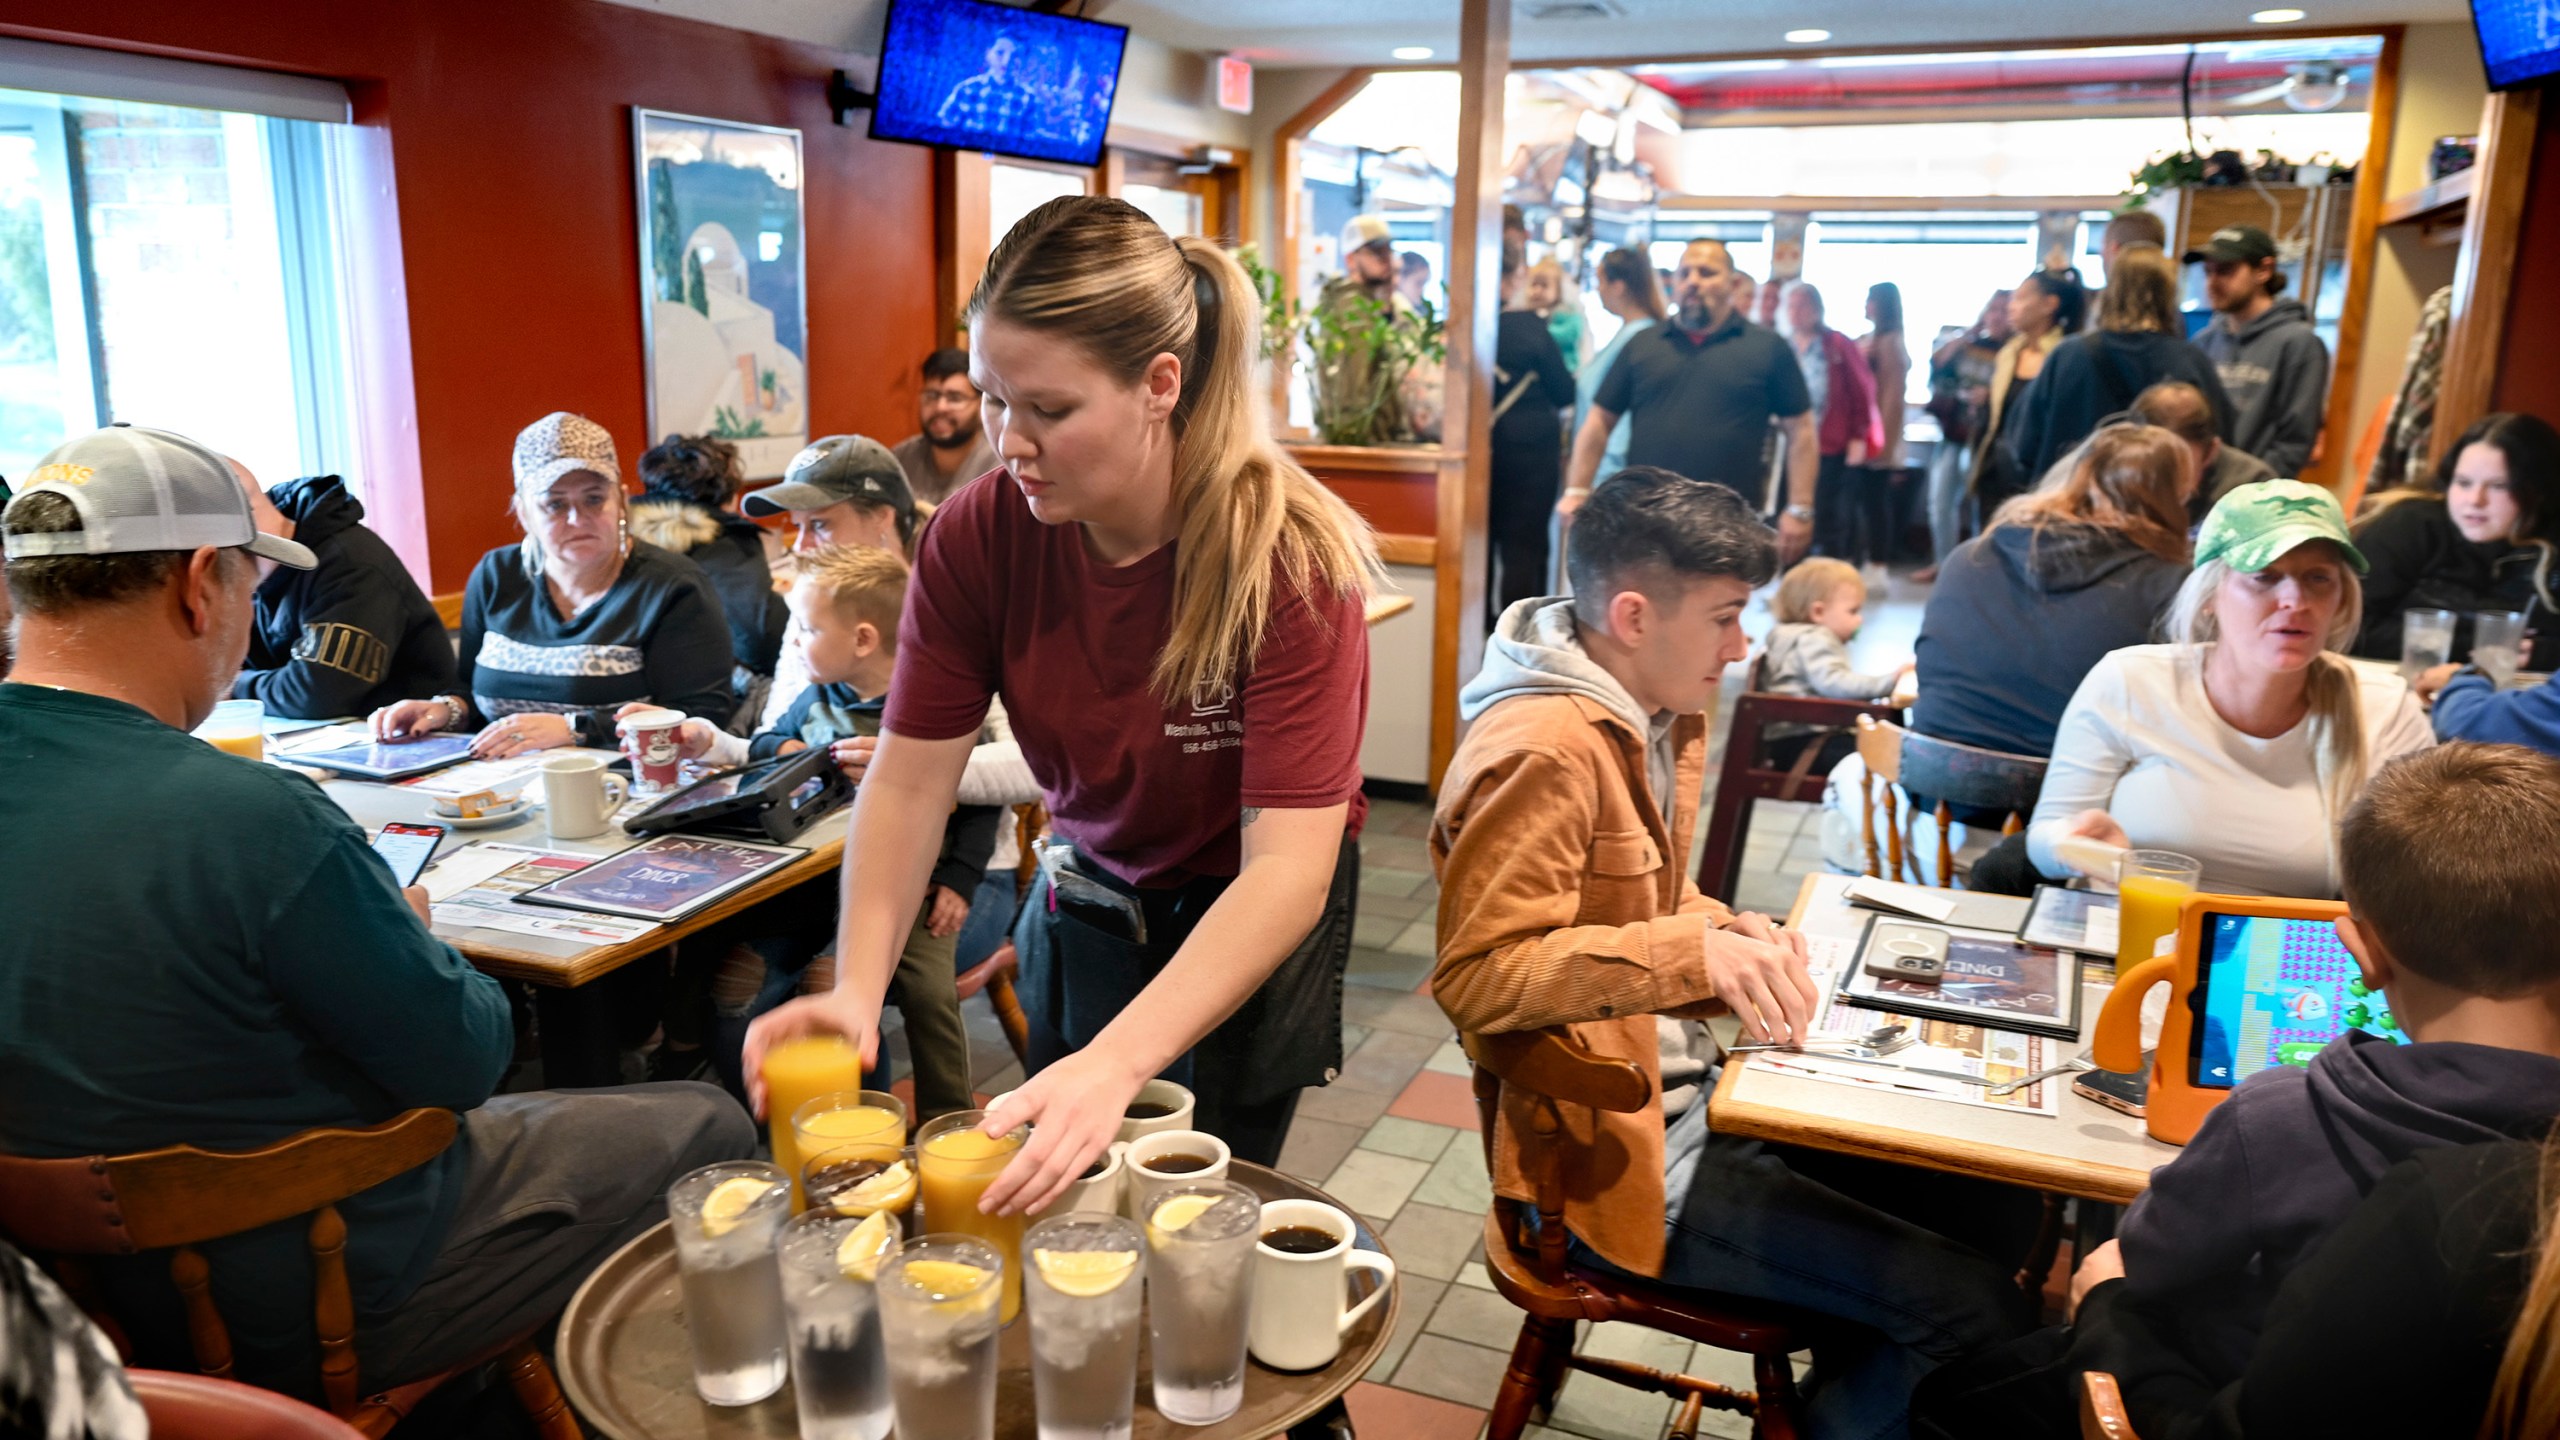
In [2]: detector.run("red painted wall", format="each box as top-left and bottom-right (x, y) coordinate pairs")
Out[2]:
(4, 0), (936, 590)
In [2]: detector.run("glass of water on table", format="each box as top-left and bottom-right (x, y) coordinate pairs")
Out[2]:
(778, 1208), (903, 1440)
(667, 1160), (793, 1406)
(1142, 1180), (1261, 1427)
(879, 1235), (1007, 1440)
(2401, 607), (2457, 681)
(2474, 609), (2528, 686)
(1025, 1213), (1146, 1440)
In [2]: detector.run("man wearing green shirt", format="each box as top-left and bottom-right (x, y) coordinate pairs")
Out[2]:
(0, 425), (754, 1400)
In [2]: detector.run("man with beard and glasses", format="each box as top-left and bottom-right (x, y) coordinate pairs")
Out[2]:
(891, 348), (1002, 506)
(1562, 238), (1818, 563)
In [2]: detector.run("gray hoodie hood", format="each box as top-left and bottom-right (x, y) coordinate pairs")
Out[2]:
(1461, 596), (1649, 730)
(2228, 295), (2315, 348)
(1462, 596), (1679, 816)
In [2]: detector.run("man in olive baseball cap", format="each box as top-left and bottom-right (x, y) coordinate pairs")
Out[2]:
(2187, 223), (2329, 479)
(743, 435), (918, 554)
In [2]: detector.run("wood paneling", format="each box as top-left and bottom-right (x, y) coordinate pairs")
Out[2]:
(1434, 0), (1507, 788)
(2306, 26), (2401, 492)
(2439, 86), (2541, 462)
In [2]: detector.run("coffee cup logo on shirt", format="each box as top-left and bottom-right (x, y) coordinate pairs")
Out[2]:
(1165, 676), (1241, 756)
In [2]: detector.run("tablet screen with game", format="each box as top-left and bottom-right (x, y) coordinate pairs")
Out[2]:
(2190, 910), (2405, 1089)
(294, 732), (478, 780)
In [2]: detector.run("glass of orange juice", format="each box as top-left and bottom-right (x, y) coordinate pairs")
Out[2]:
(760, 1037), (868, 1208)
(916, 1110), (1028, 1324)
(196, 699), (264, 762)
(2114, 849), (2203, 975)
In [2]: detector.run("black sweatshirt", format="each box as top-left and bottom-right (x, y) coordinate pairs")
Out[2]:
(234, 476), (456, 719)
(454, 539), (735, 747)
(628, 498), (789, 676)
(2088, 1139), (2541, 1440)
(2013, 330), (2236, 483)
(2349, 496), (2551, 668)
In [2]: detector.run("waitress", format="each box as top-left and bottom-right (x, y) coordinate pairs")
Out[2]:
(744, 195), (1376, 1215)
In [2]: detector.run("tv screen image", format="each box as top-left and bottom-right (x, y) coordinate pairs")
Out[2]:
(872, 0), (1129, 166)
(2472, 0), (2560, 90)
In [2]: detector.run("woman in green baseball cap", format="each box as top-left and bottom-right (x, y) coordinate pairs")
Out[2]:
(2025, 480), (2435, 897)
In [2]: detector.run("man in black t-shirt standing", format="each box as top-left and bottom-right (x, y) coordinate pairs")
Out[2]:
(1561, 238), (1816, 562)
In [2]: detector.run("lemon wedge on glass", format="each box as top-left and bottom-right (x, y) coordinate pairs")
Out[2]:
(1034, 1248), (1138, 1298)
(699, 1176), (776, 1238)
(834, 1211), (897, 1282)
(899, 1258), (993, 1301)
(1147, 1193), (1222, 1235)
(831, 1160), (916, 1216)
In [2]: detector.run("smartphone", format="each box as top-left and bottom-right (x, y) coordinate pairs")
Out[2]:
(2072, 1061), (2151, 1118)
(371, 822), (447, 888)
(1863, 921), (1949, 985)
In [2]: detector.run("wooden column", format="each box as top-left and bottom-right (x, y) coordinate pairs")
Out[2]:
(2303, 25), (2400, 493)
(2435, 85), (2541, 465)
(1430, 0), (1508, 786)
(935, 148), (993, 341)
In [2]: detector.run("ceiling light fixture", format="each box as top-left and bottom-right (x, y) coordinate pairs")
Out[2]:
(1784, 27), (1832, 43)
(2250, 8), (2307, 22)
(1392, 45), (1435, 60)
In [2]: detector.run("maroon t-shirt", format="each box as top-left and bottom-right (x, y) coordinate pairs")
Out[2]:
(885, 470), (1369, 888)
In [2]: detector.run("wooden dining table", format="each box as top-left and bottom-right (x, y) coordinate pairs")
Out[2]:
(320, 761), (849, 1086)
(553, 1160), (1399, 1440)
(1707, 871), (2178, 1205)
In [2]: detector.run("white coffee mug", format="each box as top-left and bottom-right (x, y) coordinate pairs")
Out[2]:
(1122, 1129), (1228, 1220)
(542, 753), (628, 841)
(1249, 1199), (1397, 1371)
(1117, 1078), (1196, 1144)
(1039, 1141), (1128, 1221)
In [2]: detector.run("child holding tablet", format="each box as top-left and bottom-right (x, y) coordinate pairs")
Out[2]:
(1920, 742), (2560, 1438)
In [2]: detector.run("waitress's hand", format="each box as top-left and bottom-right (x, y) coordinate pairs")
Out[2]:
(738, 988), (882, 1119)
(470, 712), (576, 759)
(974, 1048), (1145, 1217)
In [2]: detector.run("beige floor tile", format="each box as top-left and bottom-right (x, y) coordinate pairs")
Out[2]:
(1276, 1115), (1365, 1184)
(1454, 1261), (1495, 1291)
(1370, 1275), (1445, 1381)
(1383, 1202), (1486, 1282)
(1423, 1282), (1530, 1351)
(1410, 1132), (1494, 1211)
(1361, 1115), (1459, 1163)
(1424, 1040), (1472, 1076)
(1324, 1148), (1432, 1224)
(1542, 1367), (1673, 1440)
(1390, 1333), (1512, 1409)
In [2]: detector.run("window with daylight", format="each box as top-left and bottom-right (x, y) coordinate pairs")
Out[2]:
(0, 67), (358, 490)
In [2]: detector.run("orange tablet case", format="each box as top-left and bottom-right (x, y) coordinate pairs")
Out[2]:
(2089, 892), (2351, 1146)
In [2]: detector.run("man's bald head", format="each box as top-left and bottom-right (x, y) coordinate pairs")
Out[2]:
(1673, 239), (1738, 332)
(226, 458), (293, 542)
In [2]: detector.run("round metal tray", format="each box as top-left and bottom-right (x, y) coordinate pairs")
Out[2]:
(555, 1160), (1399, 1439)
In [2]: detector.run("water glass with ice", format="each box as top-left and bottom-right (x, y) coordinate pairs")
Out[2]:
(778, 1209), (901, 1440)
(1024, 1213), (1145, 1440)
(2474, 609), (2527, 686)
(877, 1234), (1005, 1440)
(1141, 1180), (1260, 1427)
(666, 1160), (793, 1406)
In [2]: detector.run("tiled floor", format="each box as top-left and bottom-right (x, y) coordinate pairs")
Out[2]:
(871, 574), (1933, 1439)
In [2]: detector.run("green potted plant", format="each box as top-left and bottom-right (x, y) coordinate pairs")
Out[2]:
(1236, 244), (1446, 446)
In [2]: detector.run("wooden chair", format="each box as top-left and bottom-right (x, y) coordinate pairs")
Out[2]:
(2080, 1372), (2139, 1439)
(1468, 1029), (1823, 1440)
(953, 800), (1046, 1066)
(0, 1111), (578, 1439)
(1853, 715), (2047, 888)
(1696, 655), (1901, 906)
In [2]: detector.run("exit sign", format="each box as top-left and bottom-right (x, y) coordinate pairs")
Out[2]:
(1216, 55), (1253, 113)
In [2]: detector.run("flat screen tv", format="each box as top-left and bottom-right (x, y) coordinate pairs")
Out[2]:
(871, 0), (1129, 166)
(2471, 0), (2560, 91)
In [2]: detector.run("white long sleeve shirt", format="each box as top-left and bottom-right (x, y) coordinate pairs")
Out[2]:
(2025, 645), (2433, 898)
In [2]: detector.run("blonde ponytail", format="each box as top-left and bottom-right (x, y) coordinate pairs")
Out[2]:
(2483, 1132), (2560, 1439)
(970, 198), (1376, 708)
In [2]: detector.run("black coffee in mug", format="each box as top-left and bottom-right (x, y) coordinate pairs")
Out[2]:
(1080, 1157), (1110, 1180)
(1125, 1100), (1179, 1119)
(1261, 1224), (1339, 1255)
(1142, 1151), (1215, 1174)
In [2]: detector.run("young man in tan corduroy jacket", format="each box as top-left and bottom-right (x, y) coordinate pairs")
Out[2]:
(1432, 467), (2029, 1440)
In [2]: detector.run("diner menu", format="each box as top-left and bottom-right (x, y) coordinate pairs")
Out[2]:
(428, 842), (657, 945)
(513, 834), (804, 923)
